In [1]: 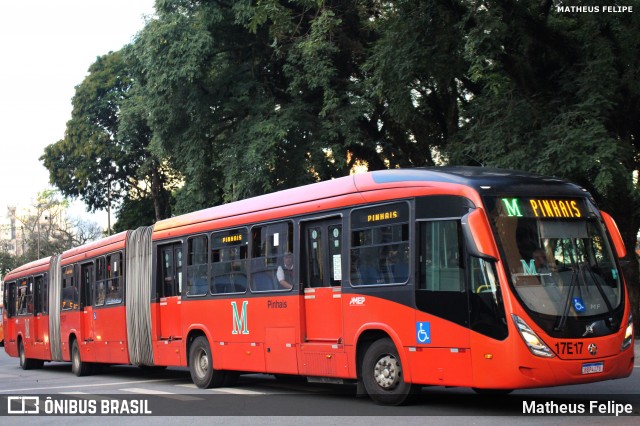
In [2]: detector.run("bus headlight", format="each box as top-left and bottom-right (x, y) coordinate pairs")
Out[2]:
(622, 314), (633, 351)
(512, 314), (555, 358)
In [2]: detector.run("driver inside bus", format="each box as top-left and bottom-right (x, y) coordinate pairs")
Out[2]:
(276, 252), (294, 289)
(533, 248), (560, 286)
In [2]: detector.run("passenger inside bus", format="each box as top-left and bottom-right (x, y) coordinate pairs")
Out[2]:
(106, 282), (122, 304)
(96, 282), (106, 306)
(276, 252), (294, 289)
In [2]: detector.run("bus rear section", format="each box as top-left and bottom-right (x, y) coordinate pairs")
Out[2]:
(1, 258), (51, 369)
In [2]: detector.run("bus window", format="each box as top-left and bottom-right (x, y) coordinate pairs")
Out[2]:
(417, 220), (468, 326)
(5, 282), (16, 318)
(350, 203), (410, 286)
(306, 225), (325, 287)
(418, 220), (463, 291)
(106, 253), (123, 304)
(34, 274), (45, 314)
(17, 278), (33, 315)
(211, 228), (248, 294)
(469, 257), (507, 339)
(81, 262), (94, 308)
(157, 242), (183, 298)
(302, 219), (342, 288)
(187, 235), (209, 297)
(95, 257), (106, 306)
(62, 265), (78, 310)
(250, 222), (293, 292)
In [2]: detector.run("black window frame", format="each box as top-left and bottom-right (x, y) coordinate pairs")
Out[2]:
(186, 234), (209, 297)
(249, 221), (294, 293)
(349, 201), (411, 287)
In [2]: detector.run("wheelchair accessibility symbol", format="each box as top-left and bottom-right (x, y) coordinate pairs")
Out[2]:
(572, 297), (586, 313)
(416, 322), (431, 344)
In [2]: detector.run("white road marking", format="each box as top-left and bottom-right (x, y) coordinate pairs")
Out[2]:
(119, 387), (203, 401)
(0, 378), (178, 394)
(176, 383), (269, 394)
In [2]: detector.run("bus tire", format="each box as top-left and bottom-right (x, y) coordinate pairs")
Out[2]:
(71, 339), (92, 377)
(361, 338), (417, 405)
(189, 336), (226, 388)
(18, 341), (36, 370)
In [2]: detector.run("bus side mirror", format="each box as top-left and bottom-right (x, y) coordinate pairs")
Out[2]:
(601, 211), (627, 259)
(461, 208), (499, 261)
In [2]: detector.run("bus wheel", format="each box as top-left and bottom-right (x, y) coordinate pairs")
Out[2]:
(71, 339), (92, 377)
(361, 338), (417, 405)
(189, 336), (226, 388)
(19, 341), (32, 370)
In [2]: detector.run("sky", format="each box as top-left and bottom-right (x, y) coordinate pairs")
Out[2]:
(0, 0), (156, 229)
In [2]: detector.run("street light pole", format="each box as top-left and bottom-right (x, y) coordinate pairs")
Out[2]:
(36, 205), (41, 257)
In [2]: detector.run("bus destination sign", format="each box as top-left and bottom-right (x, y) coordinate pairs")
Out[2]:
(501, 198), (584, 219)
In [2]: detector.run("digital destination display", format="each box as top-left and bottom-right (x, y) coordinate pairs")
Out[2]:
(222, 234), (242, 243)
(351, 202), (409, 229)
(500, 198), (584, 219)
(213, 229), (247, 248)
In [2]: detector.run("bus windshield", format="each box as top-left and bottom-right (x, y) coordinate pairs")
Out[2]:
(486, 197), (622, 327)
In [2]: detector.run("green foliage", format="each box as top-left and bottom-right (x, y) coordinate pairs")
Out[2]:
(42, 52), (132, 211)
(0, 251), (22, 277)
(455, 1), (639, 201)
(113, 196), (159, 233)
(42, 50), (176, 226)
(40, 0), (640, 323)
(2, 191), (102, 266)
(43, 1), (640, 237)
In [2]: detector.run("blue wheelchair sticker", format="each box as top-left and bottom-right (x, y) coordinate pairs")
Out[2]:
(416, 322), (431, 344)
(572, 297), (586, 313)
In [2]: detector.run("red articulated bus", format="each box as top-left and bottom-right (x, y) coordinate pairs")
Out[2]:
(2, 168), (634, 405)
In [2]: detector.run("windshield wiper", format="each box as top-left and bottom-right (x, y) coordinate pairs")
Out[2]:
(555, 268), (577, 332)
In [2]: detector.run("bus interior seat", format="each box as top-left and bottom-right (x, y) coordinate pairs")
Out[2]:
(251, 271), (276, 291)
(214, 274), (247, 293)
(188, 277), (209, 296)
(357, 265), (380, 285)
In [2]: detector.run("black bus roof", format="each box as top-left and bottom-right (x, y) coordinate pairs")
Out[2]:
(370, 167), (590, 198)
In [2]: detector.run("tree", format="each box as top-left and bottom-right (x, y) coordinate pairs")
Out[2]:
(40, 0), (639, 322)
(41, 50), (177, 230)
(129, 0), (454, 212)
(0, 251), (20, 277)
(8, 190), (102, 263)
(447, 1), (640, 325)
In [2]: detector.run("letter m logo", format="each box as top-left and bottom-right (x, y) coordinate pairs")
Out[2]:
(520, 259), (537, 276)
(501, 198), (523, 217)
(231, 301), (250, 335)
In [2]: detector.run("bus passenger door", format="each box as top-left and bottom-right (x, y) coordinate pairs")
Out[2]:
(157, 243), (184, 343)
(33, 275), (47, 358)
(80, 263), (95, 347)
(414, 220), (472, 386)
(301, 218), (343, 343)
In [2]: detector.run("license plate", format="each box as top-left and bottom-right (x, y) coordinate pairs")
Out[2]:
(581, 362), (604, 374)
